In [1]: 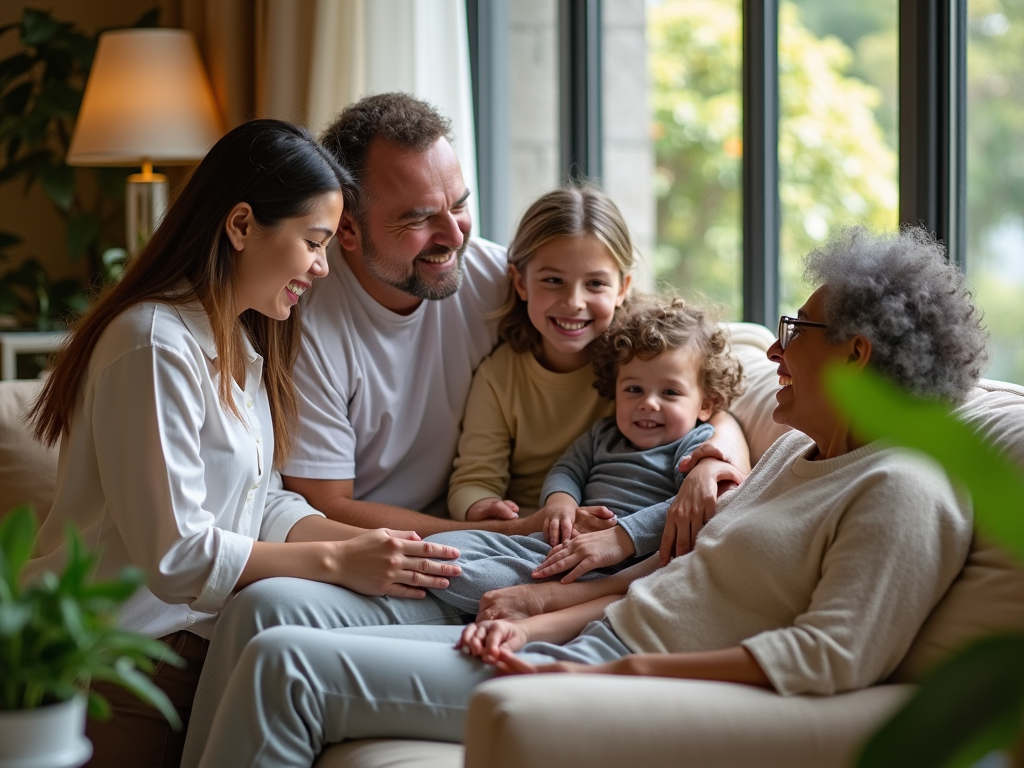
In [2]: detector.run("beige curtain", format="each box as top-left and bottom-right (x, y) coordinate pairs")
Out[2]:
(160, 0), (364, 131)
(159, 0), (478, 221)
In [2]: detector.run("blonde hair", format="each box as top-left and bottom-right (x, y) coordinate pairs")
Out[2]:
(591, 295), (745, 412)
(498, 185), (637, 355)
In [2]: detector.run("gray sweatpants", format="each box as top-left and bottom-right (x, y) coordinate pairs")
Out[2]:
(196, 619), (631, 768)
(180, 578), (470, 768)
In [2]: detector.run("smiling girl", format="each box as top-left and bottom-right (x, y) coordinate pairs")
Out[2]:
(447, 186), (748, 547)
(26, 119), (460, 768)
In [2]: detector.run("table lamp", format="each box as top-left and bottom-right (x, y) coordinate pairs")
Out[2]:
(66, 29), (224, 254)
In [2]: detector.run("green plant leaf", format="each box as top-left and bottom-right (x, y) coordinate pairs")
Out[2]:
(0, 603), (32, 635)
(0, 80), (32, 117)
(34, 83), (82, 119)
(0, 148), (48, 184)
(96, 657), (182, 730)
(0, 52), (33, 90)
(21, 9), (61, 47)
(86, 688), (111, 720)
(66, 212), (99, 259)
(0, 505), (38, 595)
(39, 162), (74, 211)
(856, 634), (1024, 767)
(825, 366), (1024, 561)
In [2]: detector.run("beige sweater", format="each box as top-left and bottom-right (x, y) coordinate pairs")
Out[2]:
(605, 430), (973, 696)
(448, 343), (613, 519)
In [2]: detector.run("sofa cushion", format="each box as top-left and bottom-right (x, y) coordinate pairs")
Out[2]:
(464, 676), (913, 768)
(315, 740), (462, 768)
(0, 379), (58, 522)
(890, 380), (1024, 682)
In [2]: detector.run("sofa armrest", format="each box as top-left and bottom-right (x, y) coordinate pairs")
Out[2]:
(464, 676), (914, 768)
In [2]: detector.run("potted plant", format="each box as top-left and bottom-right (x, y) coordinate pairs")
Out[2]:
(0, 7), (151, 332)
(0, 504), (180, 768)
(826, 367), (1024, 767)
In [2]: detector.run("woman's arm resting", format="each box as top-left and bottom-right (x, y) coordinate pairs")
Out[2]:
(464, 594), (623, 665)
(498, 645), (772, 689)
(237, 530), (462, 598)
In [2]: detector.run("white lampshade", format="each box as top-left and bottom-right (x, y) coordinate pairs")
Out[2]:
(67, 29), (223, 166)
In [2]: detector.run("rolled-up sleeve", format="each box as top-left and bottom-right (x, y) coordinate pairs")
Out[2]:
(260, 471), (325, 542)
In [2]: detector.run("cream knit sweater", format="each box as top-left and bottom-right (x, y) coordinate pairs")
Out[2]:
(604, 430), (973, 696)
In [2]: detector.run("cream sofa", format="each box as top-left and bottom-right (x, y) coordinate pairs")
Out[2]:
(2, 323), (1023, 768)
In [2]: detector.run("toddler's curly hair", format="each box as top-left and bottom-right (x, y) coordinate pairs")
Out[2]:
(591, 295), (745, 411)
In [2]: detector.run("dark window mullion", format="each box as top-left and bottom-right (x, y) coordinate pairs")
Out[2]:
(742, 0), (780, 327)
(899, 0), (967, 267)
(560, 0), (602, 183)
(466, 0), (510, 243)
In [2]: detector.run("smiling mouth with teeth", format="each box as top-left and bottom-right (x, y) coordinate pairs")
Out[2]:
(286, 281), (307, 297)
(634, 419), (662, 429)
(552, 318), (591, 331)
(778, 374), (793, 387)
(418, 252), (453, 264)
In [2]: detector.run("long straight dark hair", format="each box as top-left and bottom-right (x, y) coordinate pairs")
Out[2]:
(33, 119), (353, 463)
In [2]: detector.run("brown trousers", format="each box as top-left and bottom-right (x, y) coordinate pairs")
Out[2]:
(85, 630), (209, 768)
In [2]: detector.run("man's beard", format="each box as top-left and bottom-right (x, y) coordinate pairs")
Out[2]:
(361, 230), (468, 301)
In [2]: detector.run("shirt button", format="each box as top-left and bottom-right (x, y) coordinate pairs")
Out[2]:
(255, 436), (262, 444)
(187, 614), (196, 624)
(246, 399), (253, 409)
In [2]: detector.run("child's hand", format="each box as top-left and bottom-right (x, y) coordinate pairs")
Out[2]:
(456, 619), (530, 663)
(466, 498), (520, 521)
(536, 502), (578, 546)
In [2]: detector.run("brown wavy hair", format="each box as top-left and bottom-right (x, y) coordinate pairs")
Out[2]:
(497, 185), (637, 356)
(591, 295), (745, 411)
(32, 119), (352, 464)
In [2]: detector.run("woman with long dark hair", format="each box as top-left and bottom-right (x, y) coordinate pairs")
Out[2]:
(27, 119), (460, 768)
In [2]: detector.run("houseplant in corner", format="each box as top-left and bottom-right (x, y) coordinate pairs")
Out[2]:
(0, 504), (180, 768)
(825, 367), (1024, 767)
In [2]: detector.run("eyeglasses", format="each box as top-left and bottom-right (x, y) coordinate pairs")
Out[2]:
(778, 316), (828, 350)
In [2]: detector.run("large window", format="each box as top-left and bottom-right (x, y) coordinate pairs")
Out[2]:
(645, 0), (898, 318)
(967, 0), (1024, 384)
(471, 1), (1021, 385)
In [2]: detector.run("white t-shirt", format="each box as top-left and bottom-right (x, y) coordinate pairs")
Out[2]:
(26, 301), (324, 639)
(284, 238), (508, 513)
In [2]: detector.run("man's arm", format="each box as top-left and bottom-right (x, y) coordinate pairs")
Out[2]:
(283, 476), (545, 537)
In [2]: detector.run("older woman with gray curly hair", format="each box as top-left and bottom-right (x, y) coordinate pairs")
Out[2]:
(195, 226), (986, 768)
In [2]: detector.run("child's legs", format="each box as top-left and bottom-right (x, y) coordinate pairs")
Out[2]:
(425, 530), (555, 613)
(196, 625), (558, 768)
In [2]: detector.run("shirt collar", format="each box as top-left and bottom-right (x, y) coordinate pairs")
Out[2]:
(173, 299), (259, 364)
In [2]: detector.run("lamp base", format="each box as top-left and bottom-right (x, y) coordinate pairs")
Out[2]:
(126, 173), (168, 254)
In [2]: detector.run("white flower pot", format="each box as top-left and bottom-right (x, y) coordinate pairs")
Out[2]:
(0, 695), (92, 768)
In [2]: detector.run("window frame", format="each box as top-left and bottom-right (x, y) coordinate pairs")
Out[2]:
(466, 0), (968, 303)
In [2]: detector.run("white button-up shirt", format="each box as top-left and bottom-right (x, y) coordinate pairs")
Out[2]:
(26, 301), (324, 638)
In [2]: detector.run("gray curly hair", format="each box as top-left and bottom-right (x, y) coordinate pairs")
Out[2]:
(803, 226), (988, 404)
